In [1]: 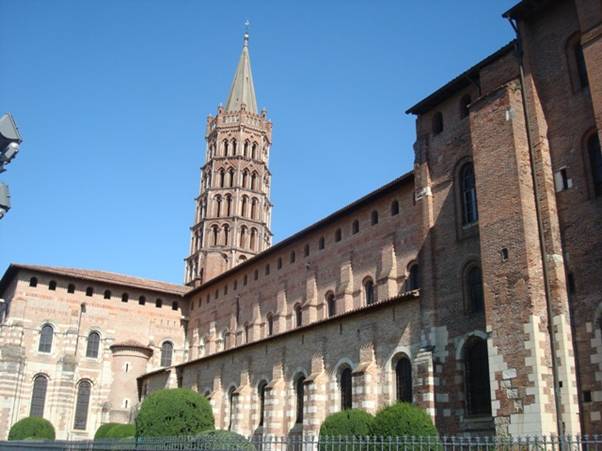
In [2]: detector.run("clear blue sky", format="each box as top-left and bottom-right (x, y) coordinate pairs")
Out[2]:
(0, 0), (516, 284)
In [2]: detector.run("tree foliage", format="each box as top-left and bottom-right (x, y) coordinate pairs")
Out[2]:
(371, 403), (438, 437)
(8, 417), (55, 441)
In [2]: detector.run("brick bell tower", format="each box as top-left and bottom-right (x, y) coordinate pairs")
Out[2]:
(185, 30), (273, 287)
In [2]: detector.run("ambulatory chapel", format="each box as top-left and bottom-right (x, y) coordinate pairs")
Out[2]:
(1, 0), (602, 440)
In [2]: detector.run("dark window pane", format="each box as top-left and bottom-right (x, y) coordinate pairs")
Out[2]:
(395, 358), (412, 403)
(465, 338), (491, 416)
(365, 281), (374, 305)
(296, 376), (305, 424)
(461, 163), (478, 225)
(38, 325), (53, 353)
(406, 265), (420, 291)
(30, 375), (48, 417)
(86, 332), (100, 358)
(340, 368), (353, 410)
(73, 381), (91, 430)
(468, 267), (484, 313)
(588, 133), (602, 196)
(327, 294), (336, 317)
(161, 341), (173, 367)
(258, 382), (267, 426)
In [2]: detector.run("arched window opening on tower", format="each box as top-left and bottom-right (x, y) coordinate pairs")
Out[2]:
(38, 324), (53, 353)
(161, 341), (173, 367)
(251, 173), (258, 191)
(223, 140), (229, 157)
(219, 170), (226, 188)
(352, 220), (359, 234)
(223, 225), (230, 246)
(464, 336), (492, 416)
(251, 198), (258, 220)
(460, 94), (471, 119)
(30, 374), (48, 417)
(339, 367), (353, 410)
(460, 163), (478, 225)
(29, 277), (38, 287)
(226, 195), (232, 216)
(228, 169), (235, 187)
(432, 112), (444, 135)
(371, 210), (379, 225)
(222, 329), (229, 350)
(395, 356), (412, 403)
(212, 226), (219, 246)
(587, 132), (602, 196)
(242, 170), (249, 188)
(391, 200), (400, 216)
(266, 313), (274, 336)
(295, 374), (306, 424)
(228, 387), (236, 431)
(241, 196), (248, 217)
(465, 265), (484, 314)
(405, 264), (419, 291)
(244, 140), (249, 158)
(232, 139), (237, 156)
(216, 196), (222, 217)
(73, 380), (92, 430)
(364, 279), (375, 305)
(252, 142), (258, 160)
(326, 292), (336, 317)
(244, 322), (250, 343)
(240, 226), (247, 248)
(257, 381), (267, 427)
(250, 228), (258, 251)
(294, 303), (302, 327)
(86, 331), (100, 358)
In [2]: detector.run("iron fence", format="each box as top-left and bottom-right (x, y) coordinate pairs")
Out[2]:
(1, 435), (602, 451)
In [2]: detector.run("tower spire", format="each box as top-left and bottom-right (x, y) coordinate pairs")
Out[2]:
(225, 24), (258, 113)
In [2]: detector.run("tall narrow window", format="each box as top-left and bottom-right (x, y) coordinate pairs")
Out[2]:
(295, 304), (302, 327)
(258, 381), (267, 426)
(466, 266), (484, 314)
(352, 220), (359, 234)
(240, 227), (247, 248)
(161, 341), (173, 367)
(304, 244), (310, 257)
(68, 284), (75, 294)
(228, 387), (236, 431)
(575, 42), (589, 89)
(250, 228), (257, 251)
(432, 112), (443, 135)
(73, 380), (92, 430)
(267, 314), (274, 336)
(85, 287), (93, 297)
(241, 196), (248, 217)
(30, 375), (48, 417)
(138, 296), (146, 306)
(460, 94), (471, 119)
(295, 375), (306, 424)
(406, 264), (419, 291)
(48, 280), (56, 291)
(460, 163), (478, 225)
(395, 357), (412, 403)
(391, 200), (399, 216)
(465, 337), (491, 416)
(219, 170), (225, 188)
(327, 293), (336, 317)
(340, 367), (353, 410)
(364, 279), (375, 305)
(38, 324), (53, 353)
(335, 228), (342, 242)
(371, 210), (379, 225)
(588, 133), (602, 196)
(319, 237), (325, 250)
(290, 251), (296, 263)
(86, 331), (100, 358)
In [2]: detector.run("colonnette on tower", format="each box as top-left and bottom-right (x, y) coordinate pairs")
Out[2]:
(0, 0), (601, 441)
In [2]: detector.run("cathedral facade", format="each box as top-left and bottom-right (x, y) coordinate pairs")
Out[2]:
(1, 0), (602, 441)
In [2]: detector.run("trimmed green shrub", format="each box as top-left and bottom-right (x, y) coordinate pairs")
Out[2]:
(371, 403), (438, 437)
(135, 388), (214, 437)
(194, 430), (255, 450)
(319, 409), (375, 437)
(95, 423), (120, 439)
(8, 417), (55, 441)
(106, 423), (135, 439)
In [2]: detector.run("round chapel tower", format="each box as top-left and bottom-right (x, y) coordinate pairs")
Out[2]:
(185, 31), (273, 287)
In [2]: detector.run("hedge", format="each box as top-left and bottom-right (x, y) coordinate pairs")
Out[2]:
(371, 403), (438, 437)
(135, 388), (214, 437)
(95, 423), (120, 439)
(194, 430), (255, 450)
(8, 417), (55, 441)
(319, 409), (375, 438)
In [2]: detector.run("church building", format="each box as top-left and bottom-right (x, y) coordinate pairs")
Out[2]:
(0, 0), (601, 440)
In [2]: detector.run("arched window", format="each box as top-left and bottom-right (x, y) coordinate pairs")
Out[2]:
(258, 381), (267, 426)
(231, 139), (237, 156)
(290, 251), (296, 263)
(326, 293), (336, 317)
(295, 375), (306, 424)
(244, 322), (250, 343)
(250, 228), (258, 251)
(228, 387), (236, 430)
(73, 380), (92, 430)
(587, 132), (602, 196)
(244, 140), (250, 158)
(352, 220), (359, 234)
(364, 279), (375, 305)
(121, 293), (129, 303)
(85, 287), (93, 297)
(240, 226), (247, 248)
(464, 337), (491, 416)
(319, 237), (325, 250)
(395, 357), (412, 403)
(432, 111), (443, 135)
(460, 163), (478, 225)
(228, 169), (235, 187)
(391, 200), (399, 216)
(38, 324), (53, 353)
(251, 142), (258, 160)
(103, 290), (111, 300)
(251, 173), (258, 191)
(251, 198), (258, 219)
(212, 225), (219, 246)
(241, 196), (248, 217)
(86, 331), (100, 358)
(294, 304), (302, 327)
(161, 341), (173, 367)
(466, 266), (484, 314)
(215, 196), (222, 217)
(340, 367), (353, 410)
(139, 296), (146, 305)
(223, 140), (229, 156)
(219, 169), (225, 188)
(226, 195), (232, 216)
(406, 264), (419, 291)
(242, 170), (249, 188)
(460, 94), (471, 119)
(29, 277), (38, 287)
(30, 374), (48, 417)
(371, 210), (379, 225)
(48, 280), (56, 291)
(223, 225), (230, 246)
(335, 228), (342, 242)
(68, 283), (75, 294)
(221, 329), (229, 350)
(267, 313), (274, 336)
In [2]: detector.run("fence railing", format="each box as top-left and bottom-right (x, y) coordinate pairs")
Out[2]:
(1, 435), (602, 451)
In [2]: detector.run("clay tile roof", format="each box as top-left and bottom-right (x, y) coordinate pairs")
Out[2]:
(1, 263), (189, 296)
